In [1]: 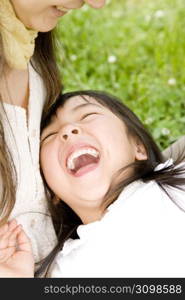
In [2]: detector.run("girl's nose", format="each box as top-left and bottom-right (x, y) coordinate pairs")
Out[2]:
(59, 124), (81, 141)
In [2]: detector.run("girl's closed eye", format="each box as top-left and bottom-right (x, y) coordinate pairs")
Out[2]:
(41, 132), (58, 143)
(81, 112), (99, 120)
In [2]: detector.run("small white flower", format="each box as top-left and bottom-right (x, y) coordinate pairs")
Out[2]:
(113, 83), (120, 89)
(161, 128), (170, 136)
(145, 117), (154, 125)
(108, 55), (117, 63)
(145, 15), (152, 22)
(70, 55), (77, 61)
(82, 5), (89, 11)
(112, 11), (123, 18)
(155, 10), (165, 18)
(167, 78), (176, 86)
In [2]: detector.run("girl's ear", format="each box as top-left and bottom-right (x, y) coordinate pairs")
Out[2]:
(134, 139), (148, 161)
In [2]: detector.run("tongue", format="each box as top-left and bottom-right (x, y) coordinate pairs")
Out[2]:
(73, 154), (99, 173)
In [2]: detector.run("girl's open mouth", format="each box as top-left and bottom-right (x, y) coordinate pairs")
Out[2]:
(66, 147), (100, 177)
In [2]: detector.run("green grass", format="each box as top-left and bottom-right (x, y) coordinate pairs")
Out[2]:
(54, 0), (185, 150)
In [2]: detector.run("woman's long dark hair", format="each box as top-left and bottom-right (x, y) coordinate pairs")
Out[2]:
(0, 31), (62, 226)
(36, 90), (185, 277)
(33, 31), (62, 116)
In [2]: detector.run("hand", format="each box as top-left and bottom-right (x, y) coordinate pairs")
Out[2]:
(0, 219), (34, 278)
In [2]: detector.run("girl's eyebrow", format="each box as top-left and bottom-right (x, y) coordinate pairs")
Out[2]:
(41, 103), (102, 138)
(71, 102), (102, 112)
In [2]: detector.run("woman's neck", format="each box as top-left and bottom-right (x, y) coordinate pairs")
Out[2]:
(0, 63), (29, 109)
(0, 33), (29, 110)
(0, 36), (4, 67)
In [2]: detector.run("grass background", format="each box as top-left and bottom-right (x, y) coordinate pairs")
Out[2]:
(54, 0), (185, 150)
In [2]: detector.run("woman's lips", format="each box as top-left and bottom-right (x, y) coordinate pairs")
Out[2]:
(85, 0), (106, 8)
(52, 6), (68, 17)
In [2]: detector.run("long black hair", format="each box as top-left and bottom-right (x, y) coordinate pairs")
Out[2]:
(36, 90), (185, 277)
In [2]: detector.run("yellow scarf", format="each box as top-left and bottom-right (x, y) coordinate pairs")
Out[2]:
(0, 0), (38, 70)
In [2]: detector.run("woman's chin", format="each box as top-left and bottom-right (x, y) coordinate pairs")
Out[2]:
(32, 23), (57, 32)
(28, 18), (58, 32)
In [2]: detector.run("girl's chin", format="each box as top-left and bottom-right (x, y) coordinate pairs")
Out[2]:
(73, 182), (109, 206)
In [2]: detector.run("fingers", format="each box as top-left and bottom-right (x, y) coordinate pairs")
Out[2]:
(8, 219), (18, 231)
(0, 221), (22, 249)
(0, 223), (8, 236)
(0, 222), (22, 262)
(8, 224), (23, 248)
(0, 219), (18, 245)
(16, 229), (32, 253)
(0, 218), (17, 235)
(0, 219), (32, 265)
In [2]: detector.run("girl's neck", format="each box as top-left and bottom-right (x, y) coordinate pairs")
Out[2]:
(76, 206), (105, 225)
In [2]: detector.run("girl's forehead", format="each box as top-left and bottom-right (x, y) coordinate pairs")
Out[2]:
(62, 95), (100, 111)
(45, 95), (102, 129)
(55, 95), (107, 120)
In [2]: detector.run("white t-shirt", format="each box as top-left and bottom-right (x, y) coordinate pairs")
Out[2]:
(49, 170), (185, 277)
(1, 63), (57, 262)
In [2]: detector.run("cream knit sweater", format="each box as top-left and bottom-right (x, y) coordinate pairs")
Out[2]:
(1, 63), (57, 263)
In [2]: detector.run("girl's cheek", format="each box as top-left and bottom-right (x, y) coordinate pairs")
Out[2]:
(42, 141), (60, 164)
(40, 146), (52, 167)
(41, 144), (54, 160)
(40, 150), (46, 170)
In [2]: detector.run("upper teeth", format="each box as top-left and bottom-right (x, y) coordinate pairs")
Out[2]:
(67, 148), (99, 170)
